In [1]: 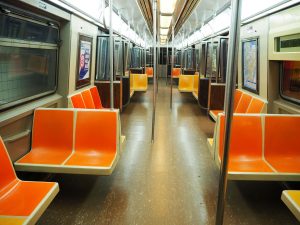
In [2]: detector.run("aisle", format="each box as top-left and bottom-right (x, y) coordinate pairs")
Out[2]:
(38, 80), (298, 225)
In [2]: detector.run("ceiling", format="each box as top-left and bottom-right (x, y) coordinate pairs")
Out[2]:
(113, 0), (152, 43)
(112, 0), (231, 45)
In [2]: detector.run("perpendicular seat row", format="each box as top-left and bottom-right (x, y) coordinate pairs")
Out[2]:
(14, 108), (122, 175)
(208, 113), (300, 181)
(70, 86), (104, 109)
(209, 89), (267, 121)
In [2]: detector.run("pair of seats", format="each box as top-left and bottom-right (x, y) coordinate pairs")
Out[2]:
(209, 89), (266, 121)
(130, 73), (148, 92)
(0, 137), (59, 225)
(209, 114), (300, 180)
(15, 108), (121, 175)
(70, 86), (103, 109)
(178, 74), (195, 92)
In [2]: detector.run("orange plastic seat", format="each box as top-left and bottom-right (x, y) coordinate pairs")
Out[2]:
(209, 110), (223, 121)
(218, 115), (273, 174)
(265, 116), (300, 173)
(131, 74), (148, 91)
(192, 74), (199, 100)
(70, 93), (86, 108)
(15, 108), (121, 175)
(15, 109), (74, 167)
(64, 110), (119, 174)
(281, 190), (300, 221)
(235, 93), (252, 113)
(246, 98), (265, 113)
(146, 67), (153, 77)
(178, 75), (194, 92)
(0, 137), (59, 224)
(234, 89), (243, 111)
(81, 89), (95, 109)
(172, 68), (180, 78)
(90, 86), (103, 109)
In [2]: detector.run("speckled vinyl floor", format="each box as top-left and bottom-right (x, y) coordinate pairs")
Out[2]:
(35, 80), (298, 225)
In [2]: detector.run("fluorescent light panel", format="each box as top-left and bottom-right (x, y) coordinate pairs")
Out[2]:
(160, 28), (169, 35)
(160, 15), (172, 27)
(160, 0), (177, 14)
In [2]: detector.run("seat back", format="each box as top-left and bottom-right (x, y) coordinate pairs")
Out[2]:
(81, 89), (95, 109)
(246, 98), (265, 113)
(90, 86), (103, 109)
(234, 89), (243, 111)
(0, 137), (17, 189)
(32, 109), (74, 153)
(75, 110), (117, 154)
(265, 116), (300, 160)
(219, 115), (263, 160)
(70, 93), (86, 108)
(172, 68), (180, 77)
(146, 67), (153, 77)
(235, 93), (252, 113)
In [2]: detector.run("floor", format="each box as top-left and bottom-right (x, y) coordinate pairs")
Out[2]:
(36, 80), (298, 225)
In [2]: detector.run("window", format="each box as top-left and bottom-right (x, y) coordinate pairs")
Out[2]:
(0, 9), (59, 110)
(280, 61), (300, 104)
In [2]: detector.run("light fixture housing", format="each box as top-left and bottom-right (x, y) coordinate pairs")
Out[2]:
(160, 28), (169, 35)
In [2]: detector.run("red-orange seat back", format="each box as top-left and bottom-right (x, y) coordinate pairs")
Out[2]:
(265, 116), (300, 159)
(172, 68), (180, 77)
(90, 86), (103, 109)
(75, 111), (117, 154)
(219, 115), (262, 160)
(146, 67), (153, 76)
(246, 98), (265, 113)
(0, 137), (17, 189)
(81, 90), (95, 109)
(32, 109), (74, 153)
(235, 93), (252, 113)
(234, 89), (243, 111)
(70, 93), (86, 108)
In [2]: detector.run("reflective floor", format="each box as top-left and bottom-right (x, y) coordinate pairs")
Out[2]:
(36, 80), (298, 225)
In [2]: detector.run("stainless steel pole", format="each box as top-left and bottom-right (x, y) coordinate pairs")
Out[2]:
(166, 41), (169, 85)
(170, 24), (174, 109)
(215, 0), (242, 224)
(151, 0), (157, 142)
(109, 0), (114, 109)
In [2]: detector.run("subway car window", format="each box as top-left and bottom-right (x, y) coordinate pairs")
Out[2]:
(280, 61), (300, 104)
(0, 12), (58, 110)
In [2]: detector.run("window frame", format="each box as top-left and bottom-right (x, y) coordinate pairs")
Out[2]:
(0, 5), (59, 111)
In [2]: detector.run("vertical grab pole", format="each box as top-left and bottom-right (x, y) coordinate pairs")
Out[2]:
(166, 41), (169, 86)
(151, 0), (157, 142)
(170, 24), (174, 109)
(109, 0), (114, 109)
(215, 0), (242, 224)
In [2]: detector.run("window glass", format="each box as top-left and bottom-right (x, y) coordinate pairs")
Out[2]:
(0, 12), (58, 110)
(0, 14), (59, 44)
(0, 46), (57, 108)
(280, 61), (300, 103)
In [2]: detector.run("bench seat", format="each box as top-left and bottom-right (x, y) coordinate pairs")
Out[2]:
(212, 114), (300, 181)
(15, 108), (121, 176)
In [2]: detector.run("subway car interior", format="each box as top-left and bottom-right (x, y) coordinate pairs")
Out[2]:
(1, 0), (300, 224)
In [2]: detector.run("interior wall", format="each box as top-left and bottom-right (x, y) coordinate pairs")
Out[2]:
(267, 4), (300, 114)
